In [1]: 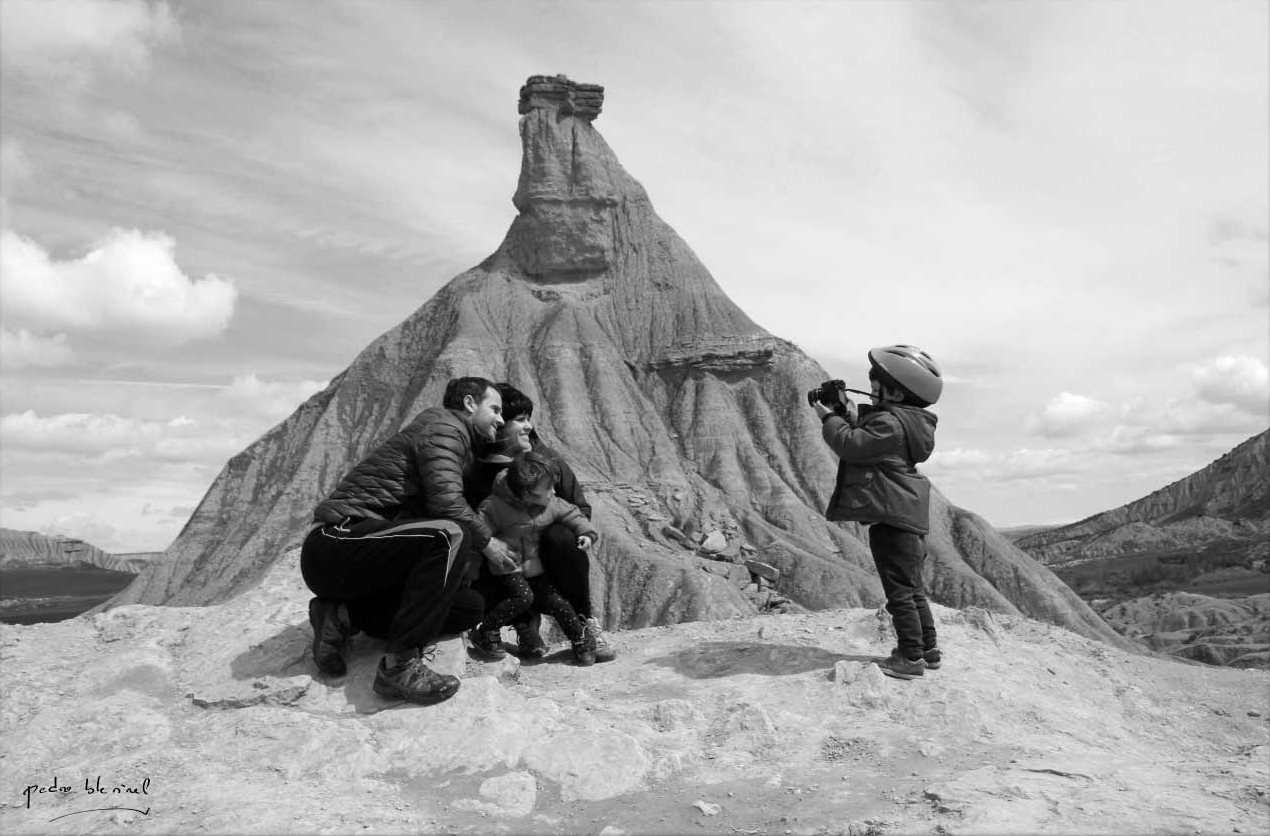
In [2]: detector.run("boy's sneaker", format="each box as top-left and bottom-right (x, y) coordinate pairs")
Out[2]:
(372, 648), (460, 704)
(512, 614), (547, 659)
(583, 617), (617, 663)
(876, 652), (926, 680)
(890, 645), (941, 670)
(572, 634), (596, 667)
(468, 625), (507, 660)
(308, 597), (352, 677)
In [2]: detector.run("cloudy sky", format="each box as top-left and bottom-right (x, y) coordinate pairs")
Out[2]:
(1, 0), (1266, 552)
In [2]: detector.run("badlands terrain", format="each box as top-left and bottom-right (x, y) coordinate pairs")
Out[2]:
(5, 74), (1266, 836)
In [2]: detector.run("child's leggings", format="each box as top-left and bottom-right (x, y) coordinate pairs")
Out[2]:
(483, 572), (585, 642)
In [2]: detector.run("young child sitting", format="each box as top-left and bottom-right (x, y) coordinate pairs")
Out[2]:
(469, 451), (602, 665)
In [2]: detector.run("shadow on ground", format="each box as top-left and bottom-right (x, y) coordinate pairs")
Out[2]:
(229, 623), (311, 680)
(646, 641), (868, 678)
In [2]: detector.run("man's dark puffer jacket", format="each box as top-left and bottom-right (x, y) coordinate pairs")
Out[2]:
(312, 406), (493, 549)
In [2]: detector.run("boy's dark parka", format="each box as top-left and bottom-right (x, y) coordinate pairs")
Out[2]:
(821, 403), (938, 535)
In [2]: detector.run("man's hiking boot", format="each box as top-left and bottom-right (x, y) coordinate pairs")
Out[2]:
(584, 617), (616, 663)
(512, 613), (547, 659)
(372, 647), (460, 705)
(572, 634), (597, 667)
(468, 625), (507, 660)
(890, 645), (941, 670)
(876, 651), (925, 680)
(308, 597), (352, 677)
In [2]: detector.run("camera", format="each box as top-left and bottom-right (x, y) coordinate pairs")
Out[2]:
(807, 379), (848, 411)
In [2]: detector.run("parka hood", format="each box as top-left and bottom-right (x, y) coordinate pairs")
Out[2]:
(489, 469), (547, 514)
(887, 404), (938, 464)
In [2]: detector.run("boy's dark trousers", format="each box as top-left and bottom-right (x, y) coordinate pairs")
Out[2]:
(300, 517), (485, 655)
(868, 523), (937, 660)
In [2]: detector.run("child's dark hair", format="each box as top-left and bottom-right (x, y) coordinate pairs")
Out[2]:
(506, 451), (557, 500)
(868, 367), (921, 406)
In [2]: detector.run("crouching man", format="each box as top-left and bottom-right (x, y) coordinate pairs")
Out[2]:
(300, 376), (517, 704)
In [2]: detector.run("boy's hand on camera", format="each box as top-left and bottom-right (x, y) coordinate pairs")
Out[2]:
(577, 535), (593, 552)
(812, 400), (836, 419)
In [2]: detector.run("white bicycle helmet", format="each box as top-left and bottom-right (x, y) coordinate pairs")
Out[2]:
(868, 345), (943, 407)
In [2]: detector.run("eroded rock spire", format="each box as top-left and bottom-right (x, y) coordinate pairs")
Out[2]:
(518, 74), (604, 120)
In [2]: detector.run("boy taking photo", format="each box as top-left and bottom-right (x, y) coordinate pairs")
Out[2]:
(811, 344), (943, 680)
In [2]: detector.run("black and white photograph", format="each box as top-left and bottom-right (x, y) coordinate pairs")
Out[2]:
(0, 1), (1266, 833)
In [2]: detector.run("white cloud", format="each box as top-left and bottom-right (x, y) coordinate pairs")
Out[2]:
(0, 0), (178, 79)
(0, 327), (75, 369)
(1024, 392), (1109, 438)
(1191, 355), (1269, 414)
(42, 512), (122, 551)
(925, 446), (1080, 483)
(0, 228), (237, 345)
(220, 374), (328, 422)
(0, 409), (244, 463)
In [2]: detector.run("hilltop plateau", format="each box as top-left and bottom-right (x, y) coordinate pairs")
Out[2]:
(2, 556), (1267, 835)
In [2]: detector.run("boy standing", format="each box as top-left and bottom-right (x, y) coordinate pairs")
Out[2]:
(811, 345), (943, 680)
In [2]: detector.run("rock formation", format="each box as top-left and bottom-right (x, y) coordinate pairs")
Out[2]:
(0, 527), (154, 574)
(104, 74), (1129, 651)
(1018, 429), (1270, 566)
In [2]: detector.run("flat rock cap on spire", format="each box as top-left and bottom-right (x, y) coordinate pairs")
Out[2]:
(518, 74), (604, 120)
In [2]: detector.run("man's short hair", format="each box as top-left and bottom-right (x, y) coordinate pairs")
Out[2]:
(496, 383), (534, 420)
(443, 377), (497, 410)
(506, 451), (557, 500)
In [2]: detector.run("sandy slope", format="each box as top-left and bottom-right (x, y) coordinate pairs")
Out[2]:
(2, 555), (1266, 836)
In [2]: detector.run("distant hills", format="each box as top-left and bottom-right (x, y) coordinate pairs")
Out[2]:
(0, 528), (161, 625)
(0, 527), (160, 574)
(1016, 429), (1269, 567)
(1014, 430), (1270, 669)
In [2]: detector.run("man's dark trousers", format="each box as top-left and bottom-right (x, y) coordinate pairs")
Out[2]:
(301, 517), (483, 654)
(868, 523), (938, 660)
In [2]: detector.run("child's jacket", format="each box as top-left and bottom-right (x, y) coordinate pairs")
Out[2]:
(821, 403), (938, 535)
(477, 471), (600, 576)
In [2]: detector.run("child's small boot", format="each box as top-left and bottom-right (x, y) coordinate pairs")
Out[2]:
(571, 633), (596, 667)
(513, 613), (547, 659)
(468, 624), (507, 660)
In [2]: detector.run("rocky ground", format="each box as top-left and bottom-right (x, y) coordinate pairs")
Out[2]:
(2, 556), (1268, 836)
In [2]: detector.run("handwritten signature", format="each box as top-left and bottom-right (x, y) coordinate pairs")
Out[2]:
(22, 776), (152, 822)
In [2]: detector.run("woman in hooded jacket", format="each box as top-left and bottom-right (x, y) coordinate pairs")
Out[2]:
(469, 382), (616, 662)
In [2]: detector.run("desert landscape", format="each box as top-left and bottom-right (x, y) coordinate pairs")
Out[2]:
(0, 0), (1264, 823)
(3, 72), (1268, 835)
